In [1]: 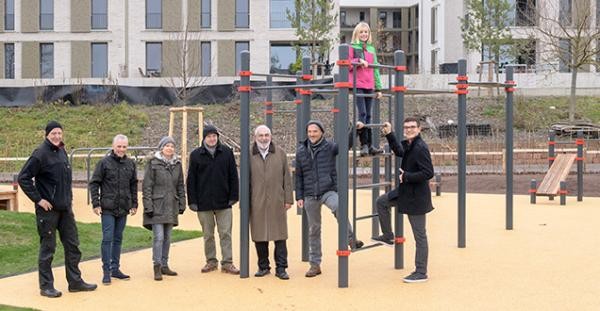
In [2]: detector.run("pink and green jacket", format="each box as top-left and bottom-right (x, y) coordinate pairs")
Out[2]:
(349, 41), (383, 91)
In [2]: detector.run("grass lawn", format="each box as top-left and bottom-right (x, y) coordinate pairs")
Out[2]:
(0, 102), (148, 172)
(0, 305), (39, 311)
(0, 210), (201, 277)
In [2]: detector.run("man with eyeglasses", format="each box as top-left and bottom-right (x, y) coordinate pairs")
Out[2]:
(372, 117), (434, 283)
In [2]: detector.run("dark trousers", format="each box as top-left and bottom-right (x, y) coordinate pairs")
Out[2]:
(376, 192), (429, 275)
(355, 88), (373, 124)
(35, 208), (83, 290)
(101, 213), (127, 273)
(254, 240), (287, 273)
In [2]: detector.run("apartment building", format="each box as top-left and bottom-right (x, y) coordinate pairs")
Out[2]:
(0, 0), (340, 86)
(340, 0), (420, 73)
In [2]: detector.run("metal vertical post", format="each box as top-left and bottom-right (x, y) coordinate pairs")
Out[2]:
(548, 131), (555, 201)
(372, 97), (381, 238)
(394, 50), (405, 270)
(266, 76), (273, 130)
(560, 181), (567, 205)
(298, 66), (310, 262)
(239, 51), (251, 278)
(302, 57), (312, 125)
(457, 59), (467, 248)
(576, 130), (584, 201)
(530, 179), (537, 204)
(505, 67), (514, 230)
(336, 44), (351, 288)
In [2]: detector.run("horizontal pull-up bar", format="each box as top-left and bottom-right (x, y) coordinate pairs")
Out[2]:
(251, 83), (334, 91)
(448, 81), (517, 88)
(351, 62), (399, 70)
(250, 72), (299, 79)
(355, 182), (392, 189)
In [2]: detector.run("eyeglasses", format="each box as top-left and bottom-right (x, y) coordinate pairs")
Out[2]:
(403, 125), (418, 129)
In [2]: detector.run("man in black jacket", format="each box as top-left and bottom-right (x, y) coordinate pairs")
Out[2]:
(89, 134), (138, 285)
(18, 121), (97, 298)
(373, 117), (434, 283)
(187, 125), (240, 275)
(295, 120), (363, 278)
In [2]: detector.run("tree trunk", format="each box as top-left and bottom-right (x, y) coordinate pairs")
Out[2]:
(569, 67), (578, 122)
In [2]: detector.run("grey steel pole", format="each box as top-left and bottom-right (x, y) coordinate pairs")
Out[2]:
(505, 67), (514, 230)
(530, 179), (537, 204)
(337, 45), (351, 288)
(548, 131), (555, 201)
(394, 50), (405, 269)
(266, 75), (273, 130)
(457, 59), (467, 248)
(372, 97), (381, 238)
(239, 51), (251, 278)
(577, 130), (584, 201)
(302, 57), (312, 129)
(560, 181), (567, 205)
(298, 67), (310, 262)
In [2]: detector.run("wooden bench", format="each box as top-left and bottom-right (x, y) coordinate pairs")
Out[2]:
(0, 190), (19, 211)
(531, 154), (575, 205)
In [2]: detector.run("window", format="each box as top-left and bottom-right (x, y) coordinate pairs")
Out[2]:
(91, 43), (108, 78)
(379, 12), (387, 28)
(559, 0), (572, 26)
(559, 39), (571, 72)
(146, 0), (162, 29)
(270, 43), (310, 74)
(235, 41), (249, 73)
(408, 31), (412, 52)
(359, 11), (365, 21)
(340, 11), (346, 27)
(392, 11), (401, 28)
(514, 0), (536, 26)
(40, 0), (54, 30)
(431, 6), (437, 43)
(430, 49), (437, 74)
(236, 0), (249, 28)
(92, 0), (108, 29)
(4, 0), (14, 30)
(4, 43), (14, 79)
(201, 0), (211, 28)
(146, 42), (162, 76)
(271, 0), (294, 28)
(40, 43), (54, 78)
(201, 41), (211, 76)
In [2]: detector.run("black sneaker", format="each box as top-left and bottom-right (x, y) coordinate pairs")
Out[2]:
(369, 146), (384, 155)
(40, 288), (62, 298)
(102, 273), (111, 285)
(68, 281), (98, 292)
(403, 272), (428, 283)
(254, 269), (270, 277)
(349, 239), (364, 250)
(372, 235), (394, 247)
(111, 269), (131, 280)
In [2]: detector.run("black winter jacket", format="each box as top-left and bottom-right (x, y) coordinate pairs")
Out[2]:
(89, 151), (138, 216)
(295, 138), (338, 200)
(186, 143), (239, 211)
(385, 133), (435, 215)
(18, 139), (73, 210)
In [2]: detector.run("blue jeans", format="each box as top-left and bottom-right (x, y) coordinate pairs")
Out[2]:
(355, 88), (373, 124)
(152, 223), (173, 266)
(101, 213), (127, 273)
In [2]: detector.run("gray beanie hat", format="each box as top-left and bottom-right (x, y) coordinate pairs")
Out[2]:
(158, 136), (176, 150)
(306, 120), (325, 133)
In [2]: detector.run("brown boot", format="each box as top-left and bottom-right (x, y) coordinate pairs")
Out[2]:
(161, 265), (178, 276)
(221, 263), (240, 275)
(201, 262), (218, 273)
(153, 264), (162, 281)
(305, 265), (321, 277)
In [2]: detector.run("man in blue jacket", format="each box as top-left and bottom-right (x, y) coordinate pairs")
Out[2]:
(373, 117), (434, 283)
(295, 120), (363, 278)
(18, 121), (97, 298)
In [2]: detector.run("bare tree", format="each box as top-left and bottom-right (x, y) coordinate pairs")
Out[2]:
(163, 22), (211, 106)
(525, 0), (600, 122)
(375, 20), (396, 66)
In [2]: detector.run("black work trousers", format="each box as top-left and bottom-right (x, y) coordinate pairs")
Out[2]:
(36, 207), (83, 290)
(254, 240), (288, 273)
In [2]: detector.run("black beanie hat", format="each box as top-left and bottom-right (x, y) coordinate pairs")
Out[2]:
(306, 120), (325, 133)
(203, 125), (219, 139)
(45, 121), (63, 136)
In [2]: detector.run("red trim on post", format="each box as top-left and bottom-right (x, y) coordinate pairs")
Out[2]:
(336, 250), (351, 257)
(394, 237), (406, 244)
(331, 108), (340, 113)
(299, 89), (313, 95)
(576, 138), (585, 145)
(334, 82), (353, 88)
(548, 141), (556, 146)
(265, 110), (273, 115)
(575, 157), (585, 161)
(392, 86), (407, 93)
(558, 190), (568, 195)
(238, 71), (252, 77)
(528, 189), (537, 193)
(302, 74), (313, 81)
(294, 99), (302, 105)
(238, 86), (251, 92)
(336, 59), (351, 66)
(395, 65), (407, 72)
(456, 75), (469, 81)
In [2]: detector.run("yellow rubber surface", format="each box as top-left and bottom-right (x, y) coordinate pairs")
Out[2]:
(1, 188), (599, 310)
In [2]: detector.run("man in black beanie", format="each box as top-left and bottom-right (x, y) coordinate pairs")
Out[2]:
(19, 121), (97, 298)
(187, 124), (240, 275)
